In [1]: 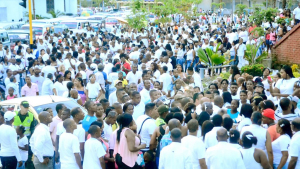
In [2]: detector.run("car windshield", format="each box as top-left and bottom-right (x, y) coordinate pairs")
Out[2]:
(33, 100), (88, 117)
(60, 22), (77, 29)
(8, 33), (29, 40)
(54, 28), (63, 33)
(22, 26), (43, 35)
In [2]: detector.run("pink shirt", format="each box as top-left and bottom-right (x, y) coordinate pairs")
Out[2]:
(21, 83), (39, 96)
(114, 128), (140, 167)
(49, 116), (62, 143)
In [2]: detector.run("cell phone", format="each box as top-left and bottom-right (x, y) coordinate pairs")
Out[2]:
(267, 76), (272, 81)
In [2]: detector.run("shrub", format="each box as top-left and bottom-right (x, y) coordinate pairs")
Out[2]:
(220, 72), (231, 79)
(241, 64), (264, 77)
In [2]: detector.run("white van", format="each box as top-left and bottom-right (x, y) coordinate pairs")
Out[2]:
(0, 29), (10, 47)
(59, 20), (87, 31)
(0, 22), (25, 30)
(21, 24), (54, 38)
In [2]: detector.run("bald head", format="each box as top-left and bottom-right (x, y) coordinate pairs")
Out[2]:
(187, 119), (198, 133)
(170, 128), (182, 142)
(217, 127), (228, 141)
(200, 97), (210, 105)
(168, 118), (181, 131)
(38, 111), (51, 124)
(63, 118), (76, 131)
(201, 102), (212, 111)
(214, 96), (224, 108)
(292, 117), (300, 131)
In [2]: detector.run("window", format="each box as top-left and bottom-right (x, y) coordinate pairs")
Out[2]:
(46, 0), (55, 13)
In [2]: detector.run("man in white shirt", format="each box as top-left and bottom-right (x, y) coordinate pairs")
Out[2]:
(140, 80), (151, 104)
(41, 60), (56, 80)
(187, 67), (203, 91)
(159, 128), (193, 169)
(288, 118), (300, 169)
(59, 119), (82, 169)
(204, 114), (224, 148)
(159, 66), (172, 93)
(83, 125), (106, 169)
(103, 111), (117, 141)
(294, 3), (300, 25)
(0, 111), (23, 168)
(30, 111), (54, 169)
(129, 47), (140, 63)
(132, 91), (145, 121)
(181, 119), (207, 169)
(41, 73), (57, 96)
(126, 64), (141, 85)
(206, 128), (246, 169)
(136, 103), (157, 151)
(212, 96), (224, 116)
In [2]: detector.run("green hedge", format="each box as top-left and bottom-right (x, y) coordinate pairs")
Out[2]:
(241, 64), (264, 76)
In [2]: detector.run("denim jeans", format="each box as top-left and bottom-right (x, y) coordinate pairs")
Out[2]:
(193, 57), (199, 69)
(186, 60), (193, 72)
(230, 55), (239, 66)
(273, 163), (288, 169)
(176, 58), (185, 70)
(16, 161), (26, 169)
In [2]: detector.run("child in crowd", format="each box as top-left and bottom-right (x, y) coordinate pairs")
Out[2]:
(6, 87), (17, 100)
(16, 126), (28, 169)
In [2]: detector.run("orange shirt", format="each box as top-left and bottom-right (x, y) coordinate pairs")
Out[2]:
(268, 125), (280, 141)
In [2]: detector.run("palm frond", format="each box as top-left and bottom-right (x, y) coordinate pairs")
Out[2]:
(197, 48), (210, 65)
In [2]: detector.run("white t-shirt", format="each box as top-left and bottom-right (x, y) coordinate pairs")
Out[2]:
(59, 133), (80, 169)
(272, 134), (290, 165)
(275, 78), (298, 96)
(136, 115), (156, 149)
(289, 131), (300, 169)
(53, 82), (67, 96)
(73, 124), (86, 143)
(159, 73), (172, 93)
(63, 59), (76, 70)
(18, 136), (28, 161)
(56, 122), (65, 136)
(80, 70), (87, 80)
(236, 44), (246, 57)
(41, 78), (54, 95)
(126, 71), (141, 85)
(83, 138), (106, 169)
(86, 82), (101, 99)
(181, 135), (205, 169)
(103, 122), (113, 141)
(42, 66), (56, 80)
(293, 7), (300, 20)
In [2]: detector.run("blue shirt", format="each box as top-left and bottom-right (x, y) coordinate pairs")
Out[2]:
(160, 132), (172, 152)
(82, 115), (97, 132)
(227, 109), (240, 123)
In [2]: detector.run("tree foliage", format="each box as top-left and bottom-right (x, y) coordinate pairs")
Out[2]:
(235, 4), (248, 16)
(249, 7), (277, 26)
(48, 10), (65, 18)
(127, 0), (148, 29)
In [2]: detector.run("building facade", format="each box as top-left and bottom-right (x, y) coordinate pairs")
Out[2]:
(0, 0), (77, 22)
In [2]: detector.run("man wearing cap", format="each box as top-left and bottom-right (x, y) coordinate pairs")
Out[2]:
(0, 111), (23, 168)
(156, 105), (169, 126)
(262, 108), (280, 141)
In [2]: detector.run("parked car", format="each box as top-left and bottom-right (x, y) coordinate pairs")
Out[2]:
(0, 96), (88, 121)
(7, 29), (36, 51)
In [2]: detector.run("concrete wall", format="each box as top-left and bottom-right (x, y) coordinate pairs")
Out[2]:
(0, 0), (25, 21)
(197, 0), (212, 11)
(274, 24), (300, 64)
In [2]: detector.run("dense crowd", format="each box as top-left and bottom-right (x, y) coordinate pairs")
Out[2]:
(1, 3), (300, 169)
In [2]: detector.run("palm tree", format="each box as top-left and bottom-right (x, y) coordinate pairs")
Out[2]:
(235, 4), (248, 16)
(48, 10), (65, 18)
(244, 43), (268, 66)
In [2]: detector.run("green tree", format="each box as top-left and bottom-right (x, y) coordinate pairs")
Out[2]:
(235, 4), (248, 16)
(211, 2), (225, 11)
(127, 0), (148, 29)
(244, 43), (268, 65)
(48, 10), (65, 18)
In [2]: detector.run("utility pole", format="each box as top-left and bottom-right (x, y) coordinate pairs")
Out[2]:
(19, 0), (33, 49)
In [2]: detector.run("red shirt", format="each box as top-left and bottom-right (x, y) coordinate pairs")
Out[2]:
(115, 61), (131, 74)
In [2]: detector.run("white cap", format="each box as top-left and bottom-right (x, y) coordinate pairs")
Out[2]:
(4, 111), (15, 122)
(90, 63), (97, 70)
(38, 36), (43, 40)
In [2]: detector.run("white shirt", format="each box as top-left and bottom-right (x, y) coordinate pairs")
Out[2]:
(136, 114), (156, 149)
(181, 135), (205, 169)
(236, 43), (246, 57)
(289, 131), (300, 169)
(59, 133), (80, 169)
(272, 134), (290, 165)
(83, 138), (106, 169)
(86, 82), (101, 99)
(193, 73), (203, 91)
(159, 73), (172, 93)
(18, 136), (28, 161)
(103, 121), (113, 141)
(109, 91), (118, 106)
(41, 78), (54, 95)
(133, 102), (145, 121)
(31, 75), (45, 93)
(53, 81), (67, 96)
(30, 123), (54, 163)
(159, 142), (193, 169)
(126, 71), (141, 85)
(293, 7), (300, 20)
(204, 126), (223, 148)
(0, 124), (22, 161)
(275, 78), (298, 96)
(240, 124), (267, 154)
(206, 142), (246, 169)
(140, 88), (151, 104)
(73, 124), (86, 143)
(63, 59), (76, 70)
(8, 64), (21, 82)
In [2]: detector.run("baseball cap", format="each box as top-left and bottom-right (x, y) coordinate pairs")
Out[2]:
(262, 108), (275, 120)
(21, 101), (29, 108)
(256, 82), (264, 88)
(253, 77), (262, 83)
(114, 80), (123, 86)
(90, 63), (97, 70)
(64, 46), (69, 50)
(157, 105), (169, 115)
(4, 111), (16, 122)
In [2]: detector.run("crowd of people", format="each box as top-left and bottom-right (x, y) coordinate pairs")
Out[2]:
(1, 3), (300, 169)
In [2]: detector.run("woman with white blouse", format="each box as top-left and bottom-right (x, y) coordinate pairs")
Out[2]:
(269, 65), (298, 98)
(272, 118), (292, 169)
